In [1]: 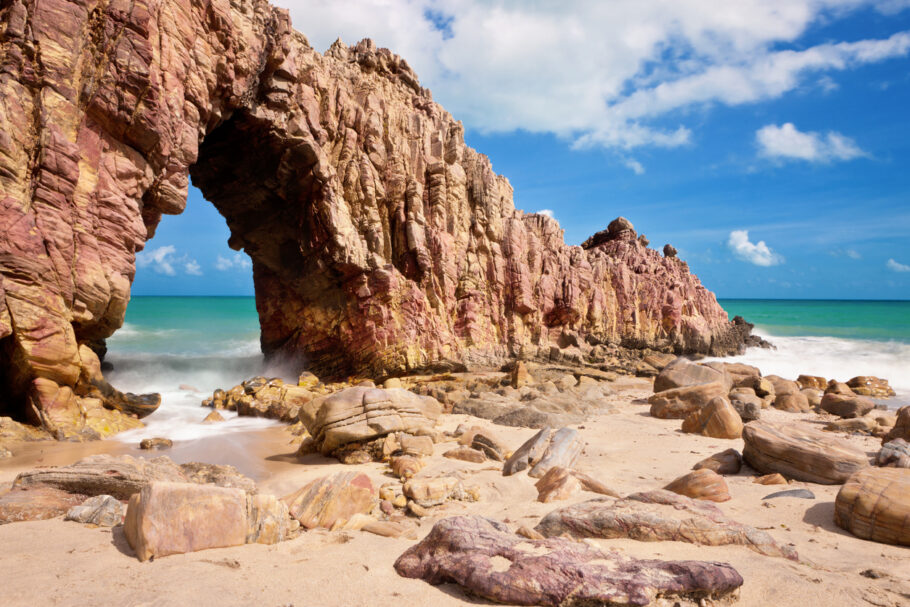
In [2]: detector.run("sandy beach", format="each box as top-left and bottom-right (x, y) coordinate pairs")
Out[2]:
(1, 378), (906, 607)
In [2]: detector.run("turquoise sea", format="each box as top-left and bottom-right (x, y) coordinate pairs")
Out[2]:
(106, 297), (910, 440)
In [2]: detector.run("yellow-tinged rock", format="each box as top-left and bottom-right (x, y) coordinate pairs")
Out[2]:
(835, 467), (909, 546)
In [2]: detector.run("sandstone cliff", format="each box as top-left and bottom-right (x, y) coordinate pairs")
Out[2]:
(0, 0), (748, 438)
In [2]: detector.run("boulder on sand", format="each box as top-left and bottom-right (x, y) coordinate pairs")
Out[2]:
(648, 381), (728, 419)
(773, 392), (811, 413)
(282, 472), (375, 530)
(876, 439), (910, 468)
(652, 358), (726, 393)
(394, 515), (744, 607)
(693, 449), (743, 475)
(664, 469), (731, 502)
(834, 467), (909, 546)
(300, 386), (441, 454)
(820, 393), (875, 419)
(65, 495), (123, 527)
(882, 406), (910, 444)
(742, 420), (869, 484)
(534, 467), (619, 503)
(681, 396), (743, 439)
(535, 490), (797, 559)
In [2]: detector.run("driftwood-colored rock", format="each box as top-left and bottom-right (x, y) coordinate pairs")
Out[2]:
(742, 420), (869, 484)
(664, 469), (731, 502)
(693, 449), (743, 475)
(834, 467), (910, 546)
(64, 495), (123, 527)
(681, 396), (743, 439)
(820, 393), (875, 419)
(12, 454), (256, 500)
(876, 439), (910, 468)
(753, 473), (788, 485)
(301, 387), (441, 454)
(394, 515), (744, 606)
(282, 472), (375, 530)
(502, 427), (584, 478)
(536, 490), (797, 559)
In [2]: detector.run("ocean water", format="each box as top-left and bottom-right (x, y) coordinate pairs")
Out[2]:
(106, 296), (910, 443)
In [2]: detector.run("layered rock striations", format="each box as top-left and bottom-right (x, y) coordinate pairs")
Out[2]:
(0, 0), (747, 437)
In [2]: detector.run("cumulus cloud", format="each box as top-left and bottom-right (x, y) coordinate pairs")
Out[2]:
(887, 258), (910, 272)
(136, 245), (202, 276)
(756, 123), (866, 162)
(728, 230), (785, 266)
(216, 253), (253, 272)
(278, 1), (910, 154)
(535, 209), (554, 218)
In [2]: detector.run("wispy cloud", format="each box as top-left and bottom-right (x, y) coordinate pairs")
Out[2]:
(281, 1), (910, 157)
(535, 209), (555, 218)
(830, 248), (862, 259)
(136, 245), (202, 277)
(623, 158), (646, 175)
(215, 253), (252, 272)
(887, 258), (910, 272)
(728, 230), (784, 266)
(756, 123), (866, 162)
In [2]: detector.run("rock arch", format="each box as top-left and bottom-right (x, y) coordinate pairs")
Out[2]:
(0, 0), (747, 438)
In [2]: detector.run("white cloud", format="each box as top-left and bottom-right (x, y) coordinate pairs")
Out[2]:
(278, 1), (910, 154)
(216, 253), (253, 272)
(846, 249), (862, 259)
(623, 158), (646, 175)
(535, 209), (554, 218)
(756, 123), (866, 162)
(136, 245), (201, 276)
(887, 258), (910, 272)
(728, 230), (785, 266)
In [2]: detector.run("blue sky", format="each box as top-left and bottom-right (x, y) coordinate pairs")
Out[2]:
(135, 1), (910, 299)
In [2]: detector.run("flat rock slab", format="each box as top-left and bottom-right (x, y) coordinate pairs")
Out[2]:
(0, 486), (88, 524)
(835, 467), (910, 546)
(282, 472), (375, 530)
(762, 489), (815, 500)
(502, 427), (584, 478)
(394, 515), (744, 606)
(13, 454), (256, 500)
(535, 490), (798, 560)
(742, 420), (869, 484)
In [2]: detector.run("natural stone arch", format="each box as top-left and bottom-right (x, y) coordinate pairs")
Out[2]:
(0, 0), (747, 438)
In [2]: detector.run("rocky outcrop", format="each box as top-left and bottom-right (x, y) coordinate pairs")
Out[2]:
(0, 0), (748, 437)
(394, 515), (745, 606)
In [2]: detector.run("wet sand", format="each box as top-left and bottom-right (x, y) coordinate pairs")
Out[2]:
(1, 380), (907, 607)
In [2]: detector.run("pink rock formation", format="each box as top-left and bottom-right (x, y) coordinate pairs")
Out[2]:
(0, 0), (748, 437)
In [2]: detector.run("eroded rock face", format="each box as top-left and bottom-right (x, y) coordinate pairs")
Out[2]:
(394, 515), (744, 606)
(0, 0), (747, 437)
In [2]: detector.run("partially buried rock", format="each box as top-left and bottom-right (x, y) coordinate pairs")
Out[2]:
(139, 437), (173, 450)
(664, 469), (731, 502)
(693, 449), (742, 475)
(65, 495), (123, 526)
(300, 386), (441, 454)
(835, 467), (910, 546)
(535, 490), (797, 559)
(394, 515), (744, 607)
(403, 477), (476, 508)
(443, 447), (486, 464)
(820, 393), (875, 419)
(534, 467), (618, 503)
(681, 396), (743, 439)
(202, 410), (224, 423)
(742, 420), (869, 484)
(729, 388), (762, 422)
(876, 439), (910, 468)
(502, 427), (584, 478)
(470, 431), (508, 462)
(753, 473), (788, 485)
(125, 482), (249, 561)
(282, 472), (375, 530)
(390, 455), (424, 479)
(762, 489), (815, 500)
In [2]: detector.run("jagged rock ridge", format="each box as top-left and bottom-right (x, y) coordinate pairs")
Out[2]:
(0, 0), (748, 437)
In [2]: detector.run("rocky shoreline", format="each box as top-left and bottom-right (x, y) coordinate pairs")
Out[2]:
(1, 356), (908, 606)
